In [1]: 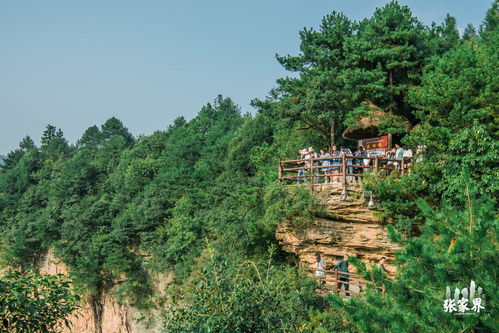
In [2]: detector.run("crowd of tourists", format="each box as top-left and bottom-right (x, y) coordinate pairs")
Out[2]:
(296, 144), (417, 183)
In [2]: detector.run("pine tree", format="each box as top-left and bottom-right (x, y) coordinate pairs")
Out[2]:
(100, 117), (134, 146)
(40, 125), (70, 158)
(428, 14), (461, 52)
(41, 124), (57, 146)
(77, 125), (102, 148)
(407, 34), (498, 200)
(330, 172), (497, 332)
(1, 136), (37, 171)
(275, 11), (358, 146)
(346, 1), (431, 124)
(19, 136), (35, 151)
(463, 24), (477, 41)
(272, 1), (449, 146)
(480, 0), (498, 37)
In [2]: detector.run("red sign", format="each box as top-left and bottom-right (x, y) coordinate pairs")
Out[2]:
(358, 136), (389, 155)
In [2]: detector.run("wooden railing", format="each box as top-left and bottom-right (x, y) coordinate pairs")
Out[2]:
(278, 154), (411, 183)
(309, 268), (384, 295)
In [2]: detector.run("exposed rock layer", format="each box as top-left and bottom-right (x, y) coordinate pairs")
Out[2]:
(276, 183), (400, 272)
(38, 250), (162, 333)
(35, 182), (398, 331)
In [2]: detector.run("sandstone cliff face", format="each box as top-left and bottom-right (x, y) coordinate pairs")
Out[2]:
(276, 183), (400, 273)
(38, 250), (164, 333)
(35, 183), (397, 331)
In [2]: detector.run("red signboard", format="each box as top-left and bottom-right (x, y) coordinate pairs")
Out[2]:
(358, 136), (389, 155)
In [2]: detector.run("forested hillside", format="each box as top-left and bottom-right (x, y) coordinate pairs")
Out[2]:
(1, 1), (497, 332)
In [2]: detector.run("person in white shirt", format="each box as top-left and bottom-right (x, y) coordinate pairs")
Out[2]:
(315, 252), (326, 284)
(403, 148), (413, 159)
(395, 144), (404, 167)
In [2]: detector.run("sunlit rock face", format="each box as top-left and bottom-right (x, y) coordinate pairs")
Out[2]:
(38, 250), (164, 333)
(276, 183), (400, 273)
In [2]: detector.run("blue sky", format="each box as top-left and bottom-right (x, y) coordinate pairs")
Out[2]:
(0, 0), (492, 153)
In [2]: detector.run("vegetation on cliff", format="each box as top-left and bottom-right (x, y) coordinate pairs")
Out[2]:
(0, 1), (497, 332)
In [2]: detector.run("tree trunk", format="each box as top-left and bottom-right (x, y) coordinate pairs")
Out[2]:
(330, 120), (336, 149)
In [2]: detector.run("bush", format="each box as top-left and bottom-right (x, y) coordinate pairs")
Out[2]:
(0, 270), (80, 333)
(162, 246), (324, 332)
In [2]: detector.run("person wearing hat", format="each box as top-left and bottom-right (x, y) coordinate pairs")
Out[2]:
(297, 148), (308, 183)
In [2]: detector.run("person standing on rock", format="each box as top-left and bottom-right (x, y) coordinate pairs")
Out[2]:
(315, 252), (326, 285)
(333, 254), (350, 296)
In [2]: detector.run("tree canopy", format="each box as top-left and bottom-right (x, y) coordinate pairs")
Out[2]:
(0, 1), (497, 332)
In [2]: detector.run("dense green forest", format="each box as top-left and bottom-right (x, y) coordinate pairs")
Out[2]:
(0, 1), (497, 332)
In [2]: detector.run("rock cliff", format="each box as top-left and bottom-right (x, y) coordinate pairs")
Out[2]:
(38, 250), (164, 333)
(276, 183), (400, 273)
(34, 182), (399, 331)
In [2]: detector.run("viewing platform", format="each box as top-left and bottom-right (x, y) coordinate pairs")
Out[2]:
(276, 154), (408, 295)
(278, 154), (411, 184)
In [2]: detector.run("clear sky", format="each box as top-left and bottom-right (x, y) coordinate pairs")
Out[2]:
(0, 0), (492, 154)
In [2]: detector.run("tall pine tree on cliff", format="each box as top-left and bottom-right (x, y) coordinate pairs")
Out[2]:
(275, 11), (358, 146)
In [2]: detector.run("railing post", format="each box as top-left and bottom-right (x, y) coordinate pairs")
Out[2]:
(308, 157), (312, 184)
(400, 158), (405, 175)
(278, 161), (283, 181)
(374, 155), (379, 179)
(342, 154), (346, 185)
(335, 271), (339, 294)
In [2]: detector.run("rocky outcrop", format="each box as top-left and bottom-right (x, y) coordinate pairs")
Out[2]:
(38, 250), (164, 333)
(33, 182), (399, 330)
(276, 183), (400, 273)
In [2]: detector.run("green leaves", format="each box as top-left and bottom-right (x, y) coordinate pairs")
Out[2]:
(0, 270), (80, 333)
(0, 3), (496, 331)
(162, 247), (322, 332)
(335, 173), (498, 332)
(274, 1), (446, 146)
(406, 35), (498, 202)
